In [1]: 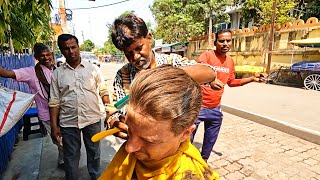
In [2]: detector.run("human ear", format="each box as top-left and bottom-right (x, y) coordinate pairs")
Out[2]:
(146, 33), (153, 41)
(180, 124), (196, 142)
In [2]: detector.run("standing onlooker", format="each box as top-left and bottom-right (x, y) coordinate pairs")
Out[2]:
(0, 43), (64, 168)
(49, 34), (109, 180)
(106, 14), (217, 137)
(190, 29), (267, 162)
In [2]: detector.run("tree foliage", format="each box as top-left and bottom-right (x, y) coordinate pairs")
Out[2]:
(150, 0), (232, 43)
(294, 0), (320, 21)
(240, 0), (297, 26)
(0, 0), (52, 51)
(80, 39), (95, 52)
(98, 41), (121, 55)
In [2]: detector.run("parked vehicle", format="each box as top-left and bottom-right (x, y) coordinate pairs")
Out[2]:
(267, 38), (320, 91)
(291, 61), (320, 91)
(80, 52), (100, 67)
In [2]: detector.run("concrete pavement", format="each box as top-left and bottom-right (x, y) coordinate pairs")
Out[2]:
(1, 62), (320, 179)
(222, 83), (320, 145)
(194, 112), (320, 179)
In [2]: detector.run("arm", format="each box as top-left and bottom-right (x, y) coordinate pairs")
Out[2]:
(170, 53), (217, 85)
(180, 65), (216, 84)
(227, 73), (267, 87)
(49, 106), (61, 144)
(239, 73), (268, 85)
(0, 67), (16, 78)
(48, 72), (61, 143)
(95, 67), (110, 104)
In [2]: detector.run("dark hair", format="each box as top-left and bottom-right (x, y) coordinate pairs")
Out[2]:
(111, 14), (148, 50)
(57, 34), (79, 49)
(214, 29), (232, 43)
(33, 43), (50, 55)
(129, 65), (202, 135)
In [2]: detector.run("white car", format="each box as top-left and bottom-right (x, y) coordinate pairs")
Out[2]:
(80, 53), (101, 67)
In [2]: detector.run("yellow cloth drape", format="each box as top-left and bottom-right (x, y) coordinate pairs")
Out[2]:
(99, 139), (219, 180)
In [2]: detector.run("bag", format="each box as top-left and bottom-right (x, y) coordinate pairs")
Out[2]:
(0, 87), (35, 137)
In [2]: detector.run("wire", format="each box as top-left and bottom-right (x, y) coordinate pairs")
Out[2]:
(70, 0), (130, 10)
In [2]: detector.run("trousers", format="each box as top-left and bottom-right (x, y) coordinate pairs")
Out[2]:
(61, 121), (101, 180)
(190, 106), (223, 161)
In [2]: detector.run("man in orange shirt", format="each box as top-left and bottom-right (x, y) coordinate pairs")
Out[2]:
(190, 29), (267, 162)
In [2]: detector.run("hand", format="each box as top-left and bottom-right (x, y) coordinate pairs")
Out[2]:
(51, 126), (62, 145)
(210, 79), (224, 90)
(109, 114), (128, 140)
(253, 73), (268, 82)
(104, 111), (111, 128)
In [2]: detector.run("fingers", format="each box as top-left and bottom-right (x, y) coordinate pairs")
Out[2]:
(114, 131), (128, 140)
(211, 79), (224, 90)
(216, 81), (224, 89)
(254, 73), (268, 82)
(111, 115), (128, 140)
(259, 73), (268, 82)
(51, 133), (59, 144)
(113, 120), (128, 132)
(212, 84), (222, 90)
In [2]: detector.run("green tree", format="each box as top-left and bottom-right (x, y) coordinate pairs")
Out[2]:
(80, 39), (95, 52)
(96, 40), (121, 55)
(150, 0), (232, 43)
(0, 0), (52, 52)
(294, 0), (320, 21)
(240, 0), (297, 26)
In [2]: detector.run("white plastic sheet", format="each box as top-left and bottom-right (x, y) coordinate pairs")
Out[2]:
(0, 87), (35, 137)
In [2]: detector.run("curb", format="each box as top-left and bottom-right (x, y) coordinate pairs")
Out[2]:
(222, 105), (320, 145)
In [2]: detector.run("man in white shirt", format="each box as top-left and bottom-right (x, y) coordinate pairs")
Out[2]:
(49, 34), (109, 180)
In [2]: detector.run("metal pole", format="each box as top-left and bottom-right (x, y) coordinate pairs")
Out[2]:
(207, 11), (213, 49)
(8, 25), (15, 54)
(59, 0), (68, 33)
(266, 0), (276, 74)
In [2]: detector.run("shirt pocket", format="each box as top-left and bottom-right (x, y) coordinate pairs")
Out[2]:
(82, 73), (96, 91)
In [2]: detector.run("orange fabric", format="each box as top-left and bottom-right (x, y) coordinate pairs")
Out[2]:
(197, 50), (241, 108)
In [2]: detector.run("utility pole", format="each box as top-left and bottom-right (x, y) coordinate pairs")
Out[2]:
(207, 10), (213, 49)
(208, 15), (213, 49)
(59, 0), (68, 33)
(266, 0), (277, 74)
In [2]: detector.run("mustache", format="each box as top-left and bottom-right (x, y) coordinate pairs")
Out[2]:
(134, 58), (148, 65)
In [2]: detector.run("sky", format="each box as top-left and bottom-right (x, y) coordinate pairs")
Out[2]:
(51, 0), (155, 47)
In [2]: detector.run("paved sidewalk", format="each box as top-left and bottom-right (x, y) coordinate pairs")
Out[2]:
(193, 112), (320, 180)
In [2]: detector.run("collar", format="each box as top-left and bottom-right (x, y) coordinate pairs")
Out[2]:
(63, 59), (87, 69)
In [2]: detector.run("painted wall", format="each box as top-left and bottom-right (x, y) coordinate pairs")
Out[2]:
(188, 17), (320, 71)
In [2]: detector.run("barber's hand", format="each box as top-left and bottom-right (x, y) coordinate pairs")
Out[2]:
(51, 126), (62, 146)
(109, 114), (128, 140)
(253, 73), (268, 82)
(104, 112), (111, 128)
(210, 79), (224, 90)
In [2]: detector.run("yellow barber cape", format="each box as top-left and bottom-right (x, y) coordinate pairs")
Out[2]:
(99, 139), (219, 180)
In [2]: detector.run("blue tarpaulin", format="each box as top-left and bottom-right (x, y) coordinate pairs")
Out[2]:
(0, 54), (34, 175)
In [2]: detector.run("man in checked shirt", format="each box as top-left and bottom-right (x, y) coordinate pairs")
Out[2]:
(105, 13), (219, 139)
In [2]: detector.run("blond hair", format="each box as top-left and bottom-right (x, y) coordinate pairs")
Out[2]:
(129, 65), (202, 135)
